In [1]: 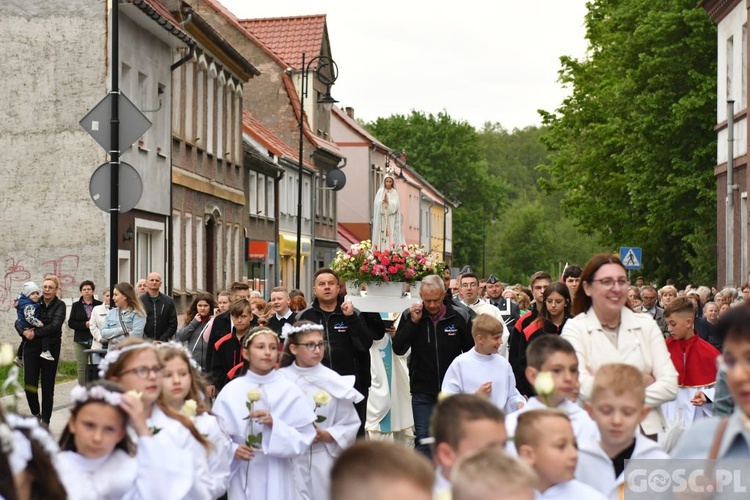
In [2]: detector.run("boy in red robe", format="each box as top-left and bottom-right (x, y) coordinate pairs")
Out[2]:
(662, 296), (720, 427)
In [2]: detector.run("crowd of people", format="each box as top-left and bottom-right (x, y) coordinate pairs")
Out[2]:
(3, 252), (750, 499)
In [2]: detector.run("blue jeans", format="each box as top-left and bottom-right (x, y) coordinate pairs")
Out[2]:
(412, 392), (438, 458)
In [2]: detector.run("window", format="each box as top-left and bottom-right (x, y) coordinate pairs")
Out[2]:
(743, 25), (747, 108)
(303, 176), (311, 219)
(217, 79), (224, 159)
(267, 176), (275, 219)
(248, 171), (257, 215)
(136, 230), (153, 285)
(727, 36), (734, 101)
(225, 226), (232, 285)
(185, 214), (193, 290)
(172, 211), (182, 291)
(157, 83), (167, 153)
(183, 63), (193, 140)
(257, 173), (266, 217)
(196, 65), (205, 144)
(216, 224), (223, 289)
(279, 172), (287, 215)
(196, 219), (204, 291)
(234, 226), (241, 281)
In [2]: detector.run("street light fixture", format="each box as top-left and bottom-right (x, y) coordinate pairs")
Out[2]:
(295, 52), (339, 290)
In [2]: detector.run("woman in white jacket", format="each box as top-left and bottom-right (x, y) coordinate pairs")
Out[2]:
(560, 253), (677, 436)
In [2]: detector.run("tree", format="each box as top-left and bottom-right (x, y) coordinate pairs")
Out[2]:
(367, 111), (508, 267)
(539, 0), (717, 284)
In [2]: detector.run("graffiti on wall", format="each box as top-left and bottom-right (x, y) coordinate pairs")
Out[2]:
(0, 254), (81, 311)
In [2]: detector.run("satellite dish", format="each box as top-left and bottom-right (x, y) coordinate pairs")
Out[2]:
(326, 169), (346, 191)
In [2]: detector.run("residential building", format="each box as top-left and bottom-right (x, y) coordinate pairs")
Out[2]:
(703, 0), (748, 286)
(0, 0), (191, 339)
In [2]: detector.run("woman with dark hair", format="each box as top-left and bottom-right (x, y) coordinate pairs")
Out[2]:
(561, 253), (678, 436)
(100, 283), (146, 349)
(510, 282), (572, 397)
(67, 280), (103, 384)
(175, 292), (217, 371)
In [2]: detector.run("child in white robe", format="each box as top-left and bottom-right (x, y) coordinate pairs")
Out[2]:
(157, 342), (233, 499)
(278, 321), (364, 500)
(442, 314), (525, 413)
(515, 409), (606, 500)
(213, 326), (317, 500)
(100, 338), (213, 499)
(505, 335), (599, 452)
(575, 364), (669, 499)
(56, 380), (197, 500)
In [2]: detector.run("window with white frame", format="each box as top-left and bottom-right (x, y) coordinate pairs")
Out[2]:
(303, 177), (311, 219)
(196, 60), (205, 144)
(257, 173), (266, 217)
(217, 74), (225, 159)
(267, 176), (275, 219)
(135, 219), (165, 284)
(727, 36), (734, 101)
(234, 226), (241, 281)
(248, 171), (257, 215)
(172, 211), (182, 291)
(225, 226), (232, 284)
(216, 224), (223, 288)
(183, 63), (193, 140)
(196, 219), (204, 291)
(743, 25), (747, 108)
(207, 64), (216, 154)
(185, 214), (193, 290)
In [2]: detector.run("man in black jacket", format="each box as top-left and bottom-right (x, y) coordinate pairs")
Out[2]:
(393, 274), (473, 457)
(139, 272), (177, 341)
(297, 268), (373, 431)
(67, 280), (102, 384)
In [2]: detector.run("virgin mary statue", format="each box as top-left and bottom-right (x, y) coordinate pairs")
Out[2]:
(372, 170), (406, 250)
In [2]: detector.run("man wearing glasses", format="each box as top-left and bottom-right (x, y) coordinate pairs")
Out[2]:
(459, 272), (509, 357)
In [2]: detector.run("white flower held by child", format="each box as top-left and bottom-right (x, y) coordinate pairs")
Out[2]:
(534, 372), (555, 407)
(313, 390), (331, 423)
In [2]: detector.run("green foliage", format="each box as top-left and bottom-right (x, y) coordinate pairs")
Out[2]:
(367, 111), (508, 266)
(540, 0), (717, 284)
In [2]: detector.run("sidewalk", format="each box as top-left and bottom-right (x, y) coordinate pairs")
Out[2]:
(1, 378), (78, 439)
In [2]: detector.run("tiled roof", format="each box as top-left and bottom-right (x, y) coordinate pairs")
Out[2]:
(238, 15), (327, 69)
(242, 109), (314, 170)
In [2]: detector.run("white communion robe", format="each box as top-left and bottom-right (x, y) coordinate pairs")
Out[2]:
(535, 479), (607, 500)
(575, 433), (670, 499)
(146, 405), (212, 498)
(57, 437), (197, 500)
(441, 348), (526, 414)
(505, 397), (600, 455)
(661, 385), (716, 429)
(280, 362), (364, 500)
(213, 369), (317, 500)
(194, 412), (233, 498)
(366, 318), (414, 440)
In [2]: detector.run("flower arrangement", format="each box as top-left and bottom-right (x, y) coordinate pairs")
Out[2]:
(330, 240), (445, 286)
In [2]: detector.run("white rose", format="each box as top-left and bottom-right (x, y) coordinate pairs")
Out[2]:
(313, 390), (331, 407)
(181, 399), (198, 417)
(534, 372), (555, 397)
(0, 343), (13, 366)
(247, 389), (262, 403)
(125, 390), (143, 400)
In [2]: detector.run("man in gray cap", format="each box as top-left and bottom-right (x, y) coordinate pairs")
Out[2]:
(485, 274), (521, 330)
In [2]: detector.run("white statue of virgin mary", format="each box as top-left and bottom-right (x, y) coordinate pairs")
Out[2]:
(372, 170), (406, 250)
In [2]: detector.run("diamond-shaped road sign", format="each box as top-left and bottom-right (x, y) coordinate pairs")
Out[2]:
(80, 92), (151, 152)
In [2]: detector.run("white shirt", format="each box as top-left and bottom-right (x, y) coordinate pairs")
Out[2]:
(462, 299), (511, 357)
(442, 348), (525, 414)
(535, 479), (607, 499)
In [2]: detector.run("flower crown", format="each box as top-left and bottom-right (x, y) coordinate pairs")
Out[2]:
(98, 343), (155, 379)
(70, 384), (123, 407)
(157, 341), (202, 373)
(4, 413), (59, 458)
(281, 323), (324, 338)
(242, 328), (278, 348)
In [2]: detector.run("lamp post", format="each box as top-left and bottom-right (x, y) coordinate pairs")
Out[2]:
(295, 52), (338, 290)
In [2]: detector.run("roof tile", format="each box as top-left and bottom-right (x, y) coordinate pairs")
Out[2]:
(238, 15), (327, 69)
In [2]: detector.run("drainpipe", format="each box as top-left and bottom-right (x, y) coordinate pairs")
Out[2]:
(727, 100), (736, 286)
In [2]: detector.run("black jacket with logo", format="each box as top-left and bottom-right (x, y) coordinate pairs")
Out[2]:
(393, 302), (473, 395)
(297, 297), (373, 392)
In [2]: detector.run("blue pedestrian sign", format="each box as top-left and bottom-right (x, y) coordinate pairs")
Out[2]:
(619, 247), (642, 270)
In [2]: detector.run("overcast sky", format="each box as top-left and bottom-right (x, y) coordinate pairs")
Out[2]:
(219, 0), (590, 130)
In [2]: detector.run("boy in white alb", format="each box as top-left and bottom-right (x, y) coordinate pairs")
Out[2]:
(430, 393), (508, 497)
(442, 314), (525, 413)
(515, 409), (606, 499)
(575, 363), (669, 499)
(505, 335), (599, 450)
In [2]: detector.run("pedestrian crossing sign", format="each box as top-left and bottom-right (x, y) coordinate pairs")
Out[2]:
(619, 247), (642, 270)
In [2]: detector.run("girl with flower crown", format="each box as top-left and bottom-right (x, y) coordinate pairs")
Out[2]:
(100, 338), (212, 498)
(157, 343), (232, 499)
(278, 320), (363, 500)
(212, 326), (316, 500)
(56, 379), (196, 499)
(0, 407), (66, 500)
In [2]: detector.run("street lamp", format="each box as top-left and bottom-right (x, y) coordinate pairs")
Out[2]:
(295, 52), (338, 290)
